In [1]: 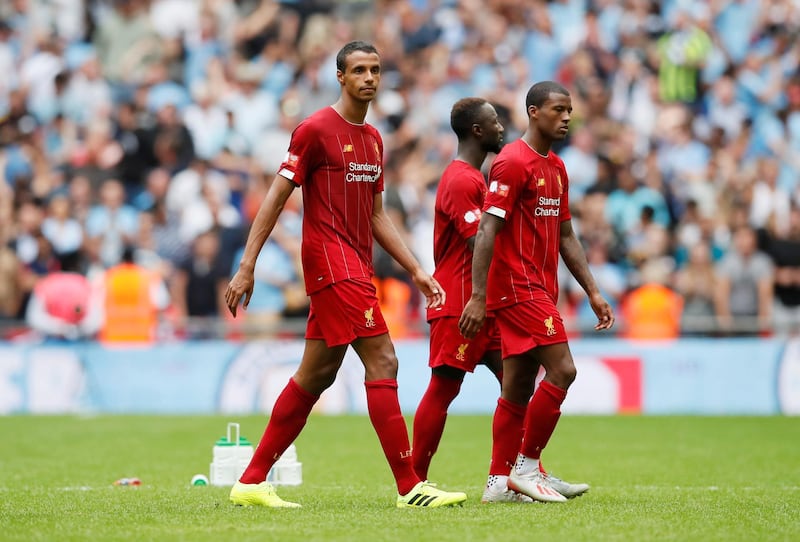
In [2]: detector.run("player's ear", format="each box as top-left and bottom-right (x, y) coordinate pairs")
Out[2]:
(336, 69), (344, 86)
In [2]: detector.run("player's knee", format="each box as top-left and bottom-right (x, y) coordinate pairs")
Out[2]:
(501, 378), (533, 404)
(316, 364), (340, 389)
(549, 362), (576, 389)
(295, 364), (339, 394)
(565, 364), (577, 386)
(365, 350), (398, 380)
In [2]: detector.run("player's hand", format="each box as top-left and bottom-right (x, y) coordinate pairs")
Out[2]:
(459, 295), (486, 339)
(413, 271), (446, 309)
(589, 292), (615, 331)
(225, 268), (255, 317)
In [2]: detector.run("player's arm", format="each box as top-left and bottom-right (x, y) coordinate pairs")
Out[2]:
(559, 219), (614, 330)
(371, 193), (444, 309)
(225, 175), (296, 316)
(459, 212), (504, 339)
(445, 174), (483, 252)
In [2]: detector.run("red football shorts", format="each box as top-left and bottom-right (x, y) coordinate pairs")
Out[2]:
(306, 278), (389, 347)
(429, 316), (501, 372)
(495, 298), (567, 359)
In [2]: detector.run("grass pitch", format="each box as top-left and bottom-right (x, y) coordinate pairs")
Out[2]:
(0, 415), (798, 541)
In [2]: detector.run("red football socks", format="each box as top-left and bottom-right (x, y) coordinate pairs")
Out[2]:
(412, 374), (463, 480)
(520, 380), (567, 460)
(239, 378), (318, 484)
(488, 397), (526, 476)
(365, 379), (419, 495)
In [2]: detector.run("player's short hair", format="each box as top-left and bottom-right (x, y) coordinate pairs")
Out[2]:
(526, 81), (570, 109)
(450, 97), (489, 141)
(336, 41), (379, 72)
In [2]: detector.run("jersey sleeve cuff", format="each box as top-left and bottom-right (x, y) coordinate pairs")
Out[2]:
(278, 169), (300, 186)
(485, 206), (507, 219)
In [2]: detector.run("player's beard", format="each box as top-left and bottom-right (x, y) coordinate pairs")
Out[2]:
(484, 138), (504, 154)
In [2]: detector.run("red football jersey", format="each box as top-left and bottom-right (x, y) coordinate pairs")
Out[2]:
(482, 139), (571, 309)
(277, 107), (384, 294)
(427, 160), (486, 321)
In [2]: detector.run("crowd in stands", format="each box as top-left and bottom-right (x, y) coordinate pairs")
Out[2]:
(1, 0), (800, 342)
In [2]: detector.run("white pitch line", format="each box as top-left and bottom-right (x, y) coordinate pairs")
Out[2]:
(623, 486), (800, 491)
(0, 485), (797, 492)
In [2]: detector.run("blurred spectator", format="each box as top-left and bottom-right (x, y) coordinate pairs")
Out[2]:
(626, 204), (671, 266)
(62, 47), (113, 127)
(574, 190), (626, 263)
(252, 94), (302, 175)
(16, 228), (59, 320)
(0, 245), (21, 321)
(559, 125), (598, 198)
(113, 102), (152, 195)
(607, 47), (657, 145)
(703, 75), (750, 143)
(171, 162), (240, 243)
(605, 165), (670, 237)
(165, 158), (227, 217)
(715, 224), (774, 335)
(69, 118), (124, 191)
(655, 6), (711, 106)
(227, 181), (305, 335)
(749, 157), (790, 233)
(171, 229), (228, 336)
(221, 63), (279, 155)
(133, 199), (187, 273)
(132, 166), (170, 212)
(11, 197), (47, 265)
(0, 20), (18, 114)
(25, 254), (102, 341)
(655, 105), (711, 210)
(183, 82), (228, 161)
(66, 174), (93, 225)
(20, 37), (64, 124)
(144, 103), (195, 173)
(373, 165), (420, 337)
(563, 239), (626, 336)
(94, 0), (163, 90)
(228, 233), (301, 335)
(674, 240), (719, 336)
(98, 245), (170, 343)
(41, 189), (83, 260)
(621, 257), (683, 340)
(182, 8), (226, 90)
(85, 178), (140, 268)
(9, 199), (59, 317)
(758, 205), (800, 335)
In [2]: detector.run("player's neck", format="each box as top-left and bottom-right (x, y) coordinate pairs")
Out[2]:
(522, 131), (551, 157)
(455, 144), (486, 171)
(331, 98), (369, 125)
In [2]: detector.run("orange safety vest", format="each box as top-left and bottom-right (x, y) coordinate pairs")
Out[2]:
(373, 276), (412, 339)
(622, 284), (683, 340)
(99, 263), (158, 343)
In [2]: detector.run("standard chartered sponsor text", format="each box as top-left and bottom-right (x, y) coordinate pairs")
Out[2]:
(535, 195), (561, 216)
(538, 196), (560, 206)
(347, 161), (381, 182)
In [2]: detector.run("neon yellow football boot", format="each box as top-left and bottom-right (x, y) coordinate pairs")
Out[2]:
(229, 481), (301, 508)
(396, 481), (467, 508)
